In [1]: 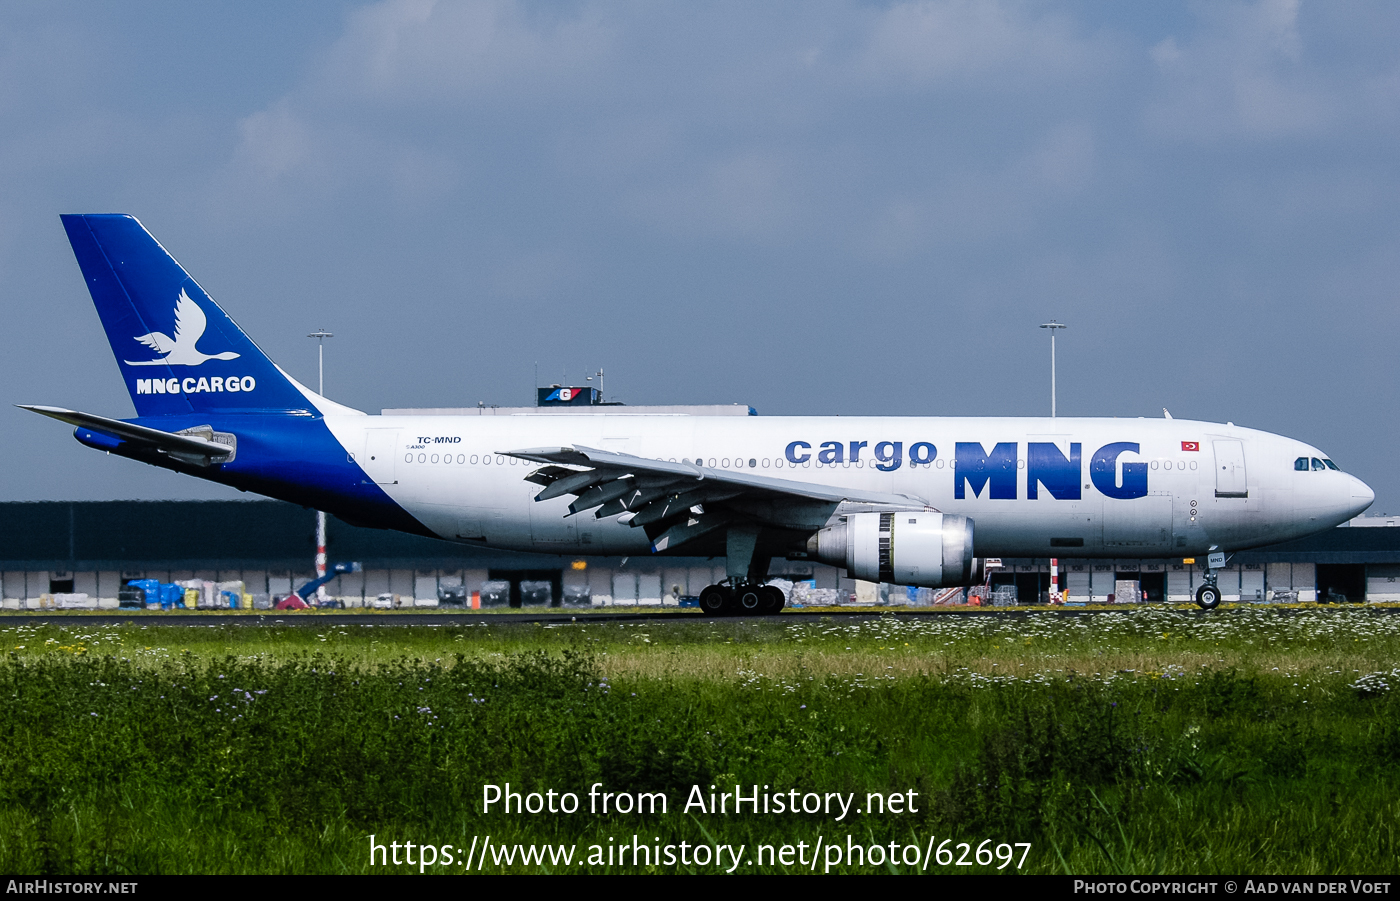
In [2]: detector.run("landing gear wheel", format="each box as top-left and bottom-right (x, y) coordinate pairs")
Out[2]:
(1195, 583), (1222, 610)
(736, 585), (764, 613)
(760, 585), (785, 613)
(699, 585), (730, 615)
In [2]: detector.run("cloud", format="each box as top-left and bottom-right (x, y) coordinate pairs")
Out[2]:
(1144, 0), (1340, 141)
(854, 0), (1111, 89)
(211, 0), (615, 217)
(857, 121), (1096, 258)
(622, 149), (802, 243)
(309, 0), (613, 106)
(490, 246), (581, 301)
(5, 1), (1400, 505)
(233, 101), (315, 180)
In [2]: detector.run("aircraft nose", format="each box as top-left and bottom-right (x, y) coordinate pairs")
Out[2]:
(1347, 475), (1375, 519)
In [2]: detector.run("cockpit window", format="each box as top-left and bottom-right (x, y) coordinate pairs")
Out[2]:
(1312, 458), (1327, 471)
(1324, 458), (1341, 471)
(1295, 457), (1309, 471)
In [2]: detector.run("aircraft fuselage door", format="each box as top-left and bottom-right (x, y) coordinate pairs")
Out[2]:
(362, 429), (400, 484)
(1213, 439), (1248, 498)
(1103, 494), (1172, 549)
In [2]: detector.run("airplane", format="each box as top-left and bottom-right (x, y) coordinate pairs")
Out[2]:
(21, 215), (1375, 613)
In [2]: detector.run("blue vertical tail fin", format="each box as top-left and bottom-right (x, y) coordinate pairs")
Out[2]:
(61, 214), (323, 418)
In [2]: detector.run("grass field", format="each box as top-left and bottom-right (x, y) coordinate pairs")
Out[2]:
(1, 607), (1398, 874)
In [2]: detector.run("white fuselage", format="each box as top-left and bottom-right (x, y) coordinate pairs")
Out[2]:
(321, 414), (1373, 559)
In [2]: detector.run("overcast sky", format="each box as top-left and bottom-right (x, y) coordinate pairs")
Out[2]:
(3, 0), (1399, 510)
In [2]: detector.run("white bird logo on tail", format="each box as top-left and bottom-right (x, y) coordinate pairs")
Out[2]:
(125, 289), (241, 366)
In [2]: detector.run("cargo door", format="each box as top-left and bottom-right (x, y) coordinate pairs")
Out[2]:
(362, 430), (400, 484)
(1213, 440), (1248, 498)
(454, 508), (486, 542)
(1103, 494), (1172, 549)
(530, 479), (578, 548)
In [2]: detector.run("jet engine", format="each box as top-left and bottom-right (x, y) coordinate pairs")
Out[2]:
(807, 512), (981, 587)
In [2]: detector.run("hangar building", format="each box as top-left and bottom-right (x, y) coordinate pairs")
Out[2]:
(0, 501), (1397, 608)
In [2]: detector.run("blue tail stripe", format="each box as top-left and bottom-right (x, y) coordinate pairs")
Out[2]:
(64, 216), (193, 416)
(56, 215), (427, 536)
(61, 214), (312, 417)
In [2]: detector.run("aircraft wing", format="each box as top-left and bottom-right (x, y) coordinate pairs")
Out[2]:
(503, 444), (932, 553)
(19, 405), (234, 467)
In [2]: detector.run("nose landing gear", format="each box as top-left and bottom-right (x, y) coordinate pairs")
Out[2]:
(1195, 551), (1228, 610)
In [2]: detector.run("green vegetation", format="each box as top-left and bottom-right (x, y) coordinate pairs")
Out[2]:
(1, 608), (1398, 874)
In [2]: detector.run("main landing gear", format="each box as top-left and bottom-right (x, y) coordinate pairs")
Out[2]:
(698, 581), (786, 616)
(697, 524), (786, 615)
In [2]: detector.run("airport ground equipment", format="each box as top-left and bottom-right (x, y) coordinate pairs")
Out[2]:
(284, 562), (361, 608)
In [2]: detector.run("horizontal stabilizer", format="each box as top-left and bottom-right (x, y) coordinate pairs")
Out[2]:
(18, 405), (234, 467)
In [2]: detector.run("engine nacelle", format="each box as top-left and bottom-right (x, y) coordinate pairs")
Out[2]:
(807, 512), (980, 587)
